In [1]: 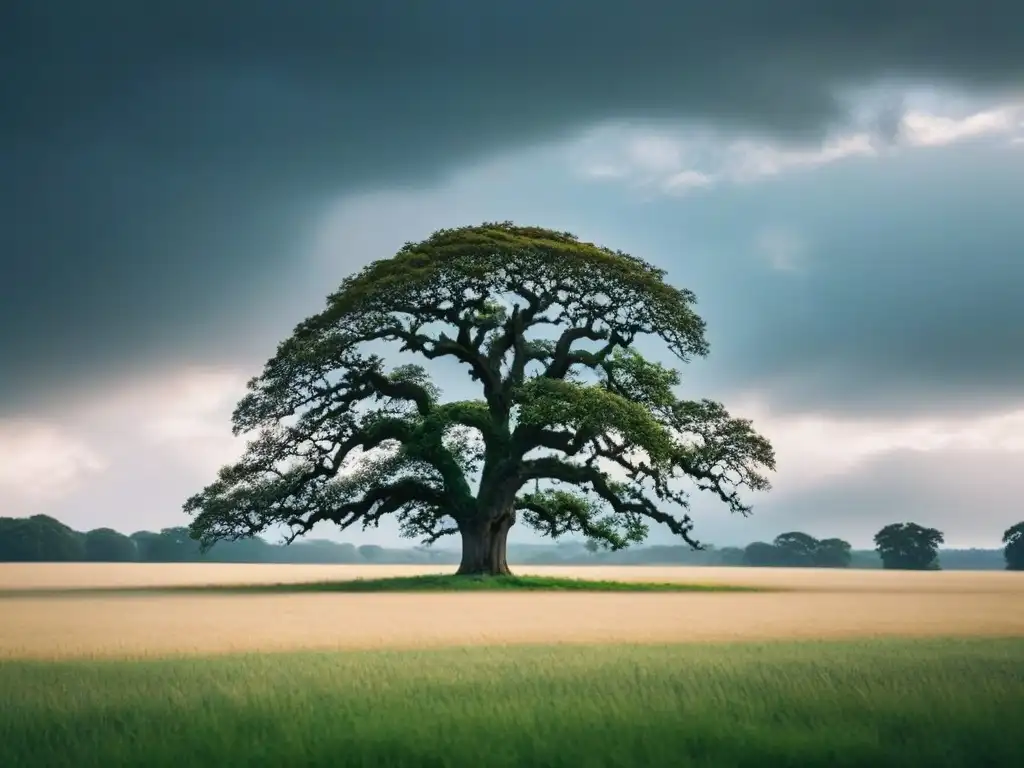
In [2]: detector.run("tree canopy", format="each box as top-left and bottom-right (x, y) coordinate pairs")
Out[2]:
(184, 223), (776, 574)
(0, 514), (84, 562)
(874, 522), (944, 570)
(741, 532), (852, 568)
(1003, 522), (1024, 571)
(83, 528), (137, 562)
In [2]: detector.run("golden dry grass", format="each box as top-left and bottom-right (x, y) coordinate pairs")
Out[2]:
(3, 562), (1022, 592)
(1, 564), (1021, 659)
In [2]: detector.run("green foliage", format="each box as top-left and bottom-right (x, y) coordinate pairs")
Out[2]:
(772, 531), (820, 565)
(183, 222), (777, 568)
(814, 537), (854, 568)
(82, 528), (137, 562)
(2, 640), (1022, 768)
(741, 541), (780, 566)
(874, 522), (945, 570)
(1003, 522), (1024, 571)
(315, 223), (710, 364)
(0, 516), (387, 564)
(515, 378), (674, 464)
(515, 488), (648, 550)
(0, 515), (84, 561)
(742, 532), (852, 568)
(130, 527), (201, 562)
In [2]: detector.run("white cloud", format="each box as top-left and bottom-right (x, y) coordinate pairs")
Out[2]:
(662, 169), (714, 192)
(141, 370), (249, 472)
(626, 135), (684, 174)
(731, 398), (1024, 496)
(901, 104), (1022, 147)
(574, 125), (879, 195)
(0, 421), (106, 503)
(77, 368), (250, 475)
(573, 95), (1024, 195)
(725, 133), (877, 181)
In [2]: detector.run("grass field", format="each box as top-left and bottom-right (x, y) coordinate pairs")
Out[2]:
(4, 562), (1021, 591)
(1, 565), (1021, 658)
(1, 639), (1022, 768)
(0, 572), (765, 598)
(1, 564), (1021, 766)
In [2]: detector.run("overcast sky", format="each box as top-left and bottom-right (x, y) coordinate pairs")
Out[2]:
(2, 1), (1023, 549)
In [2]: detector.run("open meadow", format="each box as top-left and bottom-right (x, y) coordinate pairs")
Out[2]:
(1, 564), (1022, 767)
(1, 563), (1021, 658)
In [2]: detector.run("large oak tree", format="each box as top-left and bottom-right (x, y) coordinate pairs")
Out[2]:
(184, 223), (776, 575)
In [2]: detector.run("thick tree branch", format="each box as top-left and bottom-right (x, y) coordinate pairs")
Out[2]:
(545, 321), (604, 379)
(378, 323), (503, 407)
(488, 286), (548, 381)
(363, 370), (433, 415)
(519, 456), (701, 547)
(283, 477), (447, 543)
(512, 424), (595, 458)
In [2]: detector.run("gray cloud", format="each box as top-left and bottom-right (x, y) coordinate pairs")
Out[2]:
(624, 142), (1024, 418)
(3, 1), (1024, 409)
(743, 447), (1024, 549)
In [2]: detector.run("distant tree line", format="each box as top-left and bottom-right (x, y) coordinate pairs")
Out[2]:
(0, 516), (397, 565)
(0, 515), (1021, 570)
(738, 522), (1022, 570)
(740, 532), (853, 568)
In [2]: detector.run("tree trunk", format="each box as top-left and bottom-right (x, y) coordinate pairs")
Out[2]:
(456, 513), (514, 576)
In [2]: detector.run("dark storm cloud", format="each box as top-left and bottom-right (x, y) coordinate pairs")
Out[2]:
(2, 0), (1023, 409)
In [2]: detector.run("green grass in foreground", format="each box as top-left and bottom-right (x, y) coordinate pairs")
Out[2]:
(1, 639), (1022, 767)
(0, 573), (762, 598)
(198, 573), (755, 593)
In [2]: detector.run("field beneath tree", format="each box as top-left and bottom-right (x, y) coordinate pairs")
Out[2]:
(1, 564), (1022, 767)
(0, 564), (1021, 659)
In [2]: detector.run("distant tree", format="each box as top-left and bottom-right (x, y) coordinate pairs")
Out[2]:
(874, 523), (944, 570)
(773, 531), (819, 566)
(184, 223), (775, 575)
(129, 531), (160, 560)
(83, 528), (137, 562)
(813, 538), (852, 568)
(0, 515), (84, 561)
(0, 517), (28, 561)
(132, 527), (201, 562)
(207, 535), (273, 563)
(1003, 522), (1024, 571)
(0, 517), (33, 561)
(293, 540), (361, 564)
(584, 539), (600, 555)
(358, 544), (384, 562)
(742, 541), (781, 567)
(717, 546), (746, 566)
(740, 533), (852, 568)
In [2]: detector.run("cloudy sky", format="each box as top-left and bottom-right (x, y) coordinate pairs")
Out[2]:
(2, 1), (1023, 549)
